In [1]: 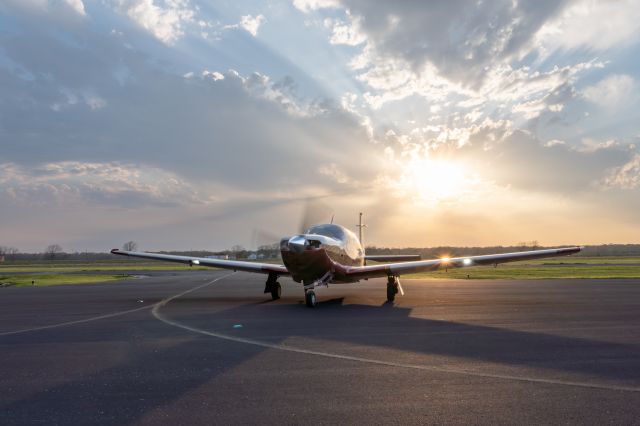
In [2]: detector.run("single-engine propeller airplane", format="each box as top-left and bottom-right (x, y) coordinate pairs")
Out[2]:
(111, 213), (581, 307)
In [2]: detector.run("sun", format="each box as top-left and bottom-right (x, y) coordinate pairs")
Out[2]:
(399, 157), (472, 203)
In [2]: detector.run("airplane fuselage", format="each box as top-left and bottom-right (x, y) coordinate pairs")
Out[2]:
(280, 224), (363, 284)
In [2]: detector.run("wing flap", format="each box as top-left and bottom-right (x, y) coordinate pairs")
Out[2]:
(111, 249), (289, 275)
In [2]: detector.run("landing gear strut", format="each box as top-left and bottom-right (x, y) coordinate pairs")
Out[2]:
(387, 276), (403, 302)
(264, 273), (281, 300)
(301, 272), (332, 308)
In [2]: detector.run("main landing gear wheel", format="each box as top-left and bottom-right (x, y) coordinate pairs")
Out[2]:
(386, 276), (398, 302)
(270, 282), (281, 300)
(305, 290), (317, 308)
(264, 273), (280, 300)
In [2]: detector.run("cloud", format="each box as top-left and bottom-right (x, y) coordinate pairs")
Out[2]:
(318, 163), (352, 184)
(600, 154), (640, 189)
(325, 15), (366, 46)
(0, 15), (381, 196)
(326, 0), (570, 87)
(536, 0), (640, 52)
(583, 74), (636, 108)
(293, 0), (340, 13)
(239, 14), (265, 37)
(113, 0), (195, 44)
(2, 0), (86, 18)
(223, 15), (266, 37)
(473, 130), (633, 193)
(64, 0), (85, 15)
(303, 0), (615, 125)
(0, 161), (210, 208)
(49, 89), (107, 111)
(2, 0), (640, 250)
(298, 0), (611, 135)
(380, 122), (635, 196)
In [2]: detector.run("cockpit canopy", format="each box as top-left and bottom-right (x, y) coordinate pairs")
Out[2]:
(305, 224), (346, 240)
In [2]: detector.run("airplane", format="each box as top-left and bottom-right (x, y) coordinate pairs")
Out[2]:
(111, 213), (581, 307)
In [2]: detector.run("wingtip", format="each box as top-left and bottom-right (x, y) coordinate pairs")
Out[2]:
(557, 246), (581, 255)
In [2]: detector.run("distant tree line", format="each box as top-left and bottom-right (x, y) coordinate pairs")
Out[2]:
(0, 246), (19, 261)
(122, 241), (138, 251)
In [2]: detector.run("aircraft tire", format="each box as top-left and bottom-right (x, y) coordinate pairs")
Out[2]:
(305, 290), (317, 308)
(270, 282), (281, 300)
(386, 283), (396, 302)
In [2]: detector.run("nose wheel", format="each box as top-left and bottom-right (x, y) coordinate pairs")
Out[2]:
(305, 290), (317, 308)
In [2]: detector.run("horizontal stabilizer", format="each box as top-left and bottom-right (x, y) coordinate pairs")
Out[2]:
(365, 254), (421, 262)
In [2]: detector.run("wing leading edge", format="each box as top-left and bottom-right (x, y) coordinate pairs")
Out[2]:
(345, 246), (581, 281)
(111, 249), (289, 275)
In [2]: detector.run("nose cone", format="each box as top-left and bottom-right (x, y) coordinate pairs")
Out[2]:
(287, 235), (307, 253)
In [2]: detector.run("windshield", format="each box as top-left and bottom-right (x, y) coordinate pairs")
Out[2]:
(305, 224), (345, 240)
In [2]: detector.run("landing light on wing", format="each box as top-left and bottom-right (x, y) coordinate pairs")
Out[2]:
(441, 257), (450, 262)
(463, 258), (472, 266)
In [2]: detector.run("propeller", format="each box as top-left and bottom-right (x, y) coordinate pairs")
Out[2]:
(250, 228), (281, 250)
(298, 197), (334, 234)
(251, 197), (335, 251)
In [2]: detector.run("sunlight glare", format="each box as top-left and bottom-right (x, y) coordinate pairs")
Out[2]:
(400, 157), (471, 203)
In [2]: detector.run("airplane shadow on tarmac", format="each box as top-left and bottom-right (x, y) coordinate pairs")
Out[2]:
(211, 296), (640, 383)
(3, 294), (640, 424)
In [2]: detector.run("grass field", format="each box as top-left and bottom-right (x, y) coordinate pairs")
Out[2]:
(1, 256), (640, 284)
(509, 256), (640, 265)
(0, 261), (210, 273)
(0, 274), (130, 287)
(402, 256), (640, 279)
(405, 265), (640, 280)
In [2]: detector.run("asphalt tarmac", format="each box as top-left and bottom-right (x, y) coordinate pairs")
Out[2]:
(1, 271), (640, 425)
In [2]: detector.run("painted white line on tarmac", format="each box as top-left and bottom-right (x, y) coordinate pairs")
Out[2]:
(0, 304), (153, 337)
(152, 275), (640, 394)
(0, 273), (235, 337)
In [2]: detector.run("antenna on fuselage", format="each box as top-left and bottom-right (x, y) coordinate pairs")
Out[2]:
(356, 212), (367, 246)
(357, 212), (367, 264)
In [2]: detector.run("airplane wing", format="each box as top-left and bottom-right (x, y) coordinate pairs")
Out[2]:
(110, 249), (289, 275)
(345, 246), (581, 281)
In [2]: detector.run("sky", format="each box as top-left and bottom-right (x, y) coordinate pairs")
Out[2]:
(1, 0), (640, 252)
